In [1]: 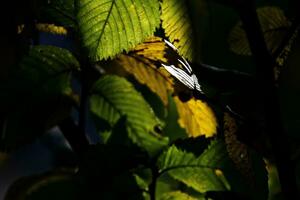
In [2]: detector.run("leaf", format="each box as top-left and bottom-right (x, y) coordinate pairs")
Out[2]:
(174, 97), (217, 138)
(0, 45), (79, 151)
(223, 113), (254, 185)
(90, 75), (168, 156)
(114, 36), (174, 105)
(0, 152), (8, 167)
(159, 191), (198, 200)
(228, 6), (291, 56)
(39, 0), (76, 28)
(77, 0), (160, 61)
(161, 0), (203, 61)
(157, 139), (230, 193)
(35, 23), (67, 35)
(4, 169), (78, 200)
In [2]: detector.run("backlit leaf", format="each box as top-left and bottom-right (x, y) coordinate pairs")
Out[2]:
(228, 6), (291, 56)
(161, 0), (201, 61)
(90, 75), (168, 156)
(78, 0), (160, 61)
(157, 139), (230, 193)
(174, 97), (217, 138)
(160, 191), (198, 200)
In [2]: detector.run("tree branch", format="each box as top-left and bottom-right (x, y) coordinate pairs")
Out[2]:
(233, 1), (298, 198)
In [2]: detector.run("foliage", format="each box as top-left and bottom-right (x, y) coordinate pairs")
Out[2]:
(1, 0), (300, 200)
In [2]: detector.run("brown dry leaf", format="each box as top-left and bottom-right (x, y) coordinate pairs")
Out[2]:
(114, 37), (174, 105)
(228, 6), (291, 56)
(174, 96), (217, 137)
(223, 112), (254, 185)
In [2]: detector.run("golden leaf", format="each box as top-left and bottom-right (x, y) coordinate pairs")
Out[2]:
(114, 37), (174, 105)
(35, 23), (67, 35)
(174, 96), (217, 137)
(228, 6), (291, 56)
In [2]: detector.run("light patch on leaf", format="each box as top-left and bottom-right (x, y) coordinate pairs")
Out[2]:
(174, 97), (217, 138)
(115, 37), (174, 105)
(161, 0), (204, 61)
(160, 191), (198, 200)
(228, 6), (291, 56)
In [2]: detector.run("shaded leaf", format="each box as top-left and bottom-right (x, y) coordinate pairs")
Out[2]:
(4, 168), (78, 200)
(228, 6), (291, 56)
(157, 139), (230, 193)
(90, 75), (168, 156)
(223, 113), (254, 185)
(161, 0), (202, 61)
(0, 152), (8, 167)
(174, 97), (217, 138)
(78, 0), (160, 61)
(0, 45), (79, 151)
(39, 0), (76, 28)
(114, 36), (174, 105)
(223, 113), (268, 200)
(159, 191), (198, 200)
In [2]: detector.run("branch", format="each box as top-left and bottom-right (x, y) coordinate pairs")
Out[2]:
(233, 1), (298, 198)
(59, 117), (89, 158)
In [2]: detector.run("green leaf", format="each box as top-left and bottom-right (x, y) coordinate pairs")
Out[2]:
(161, 0), (202, 61)
(77, 0), (160, 61)
(157, 139), (230, 193)
(159, 191), (199, 200)
(39, 0), (76, 28)
(90, 75), (168, 156)
(228, 6), (291, 56)
(0, 45), (79, 151)
(19, 45), (80, 96)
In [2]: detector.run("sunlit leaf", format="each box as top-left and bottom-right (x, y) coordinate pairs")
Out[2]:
(228, 6), (291, 56)
(174, 97), (217, 138)
(78, 0), (160, 61)
(90, 75), (168, 156)
(159, 191), (198, 200)
(114, 36), (174, 105)
(161, 0), (201, 61)
(157, 139), (230, 193)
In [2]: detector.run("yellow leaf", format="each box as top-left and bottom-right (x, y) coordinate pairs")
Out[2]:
(35, 23), (67, 35)
(114, 37), (174, 105)
(228, 6), (291, 56)
(0, 152), (8, 167)
(174, 96), (217, 137)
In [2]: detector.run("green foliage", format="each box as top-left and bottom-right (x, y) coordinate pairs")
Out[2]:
(161, 0), (197, 61)
(77, 0), (160, 61)
(1, 0), (299, 200)
(157, 139), (230, 193)
(39, 0), (76, 28)
(0, 46), (79, 151)
(90, 75), (168, 156)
